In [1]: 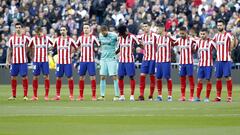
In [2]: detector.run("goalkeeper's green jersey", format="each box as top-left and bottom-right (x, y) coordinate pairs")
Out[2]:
(99, 32), (118, 60)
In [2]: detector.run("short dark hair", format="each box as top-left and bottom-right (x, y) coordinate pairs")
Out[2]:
(117, 24), (127, 36)
(83, 22), (90, 26)
(15, 22), (22, 27)
(36, 27), (42, 33)
(200, 28), (208, 32)
(179, 26), (187, 31)
(142, 21), (151, 26)
(217, 19), (225, 25)
(101, 25), (108, 31)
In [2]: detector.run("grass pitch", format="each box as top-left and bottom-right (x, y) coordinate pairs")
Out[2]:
(0, 84), (240, 135)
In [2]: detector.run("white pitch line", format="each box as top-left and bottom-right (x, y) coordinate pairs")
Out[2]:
(1, 114), (240, 117)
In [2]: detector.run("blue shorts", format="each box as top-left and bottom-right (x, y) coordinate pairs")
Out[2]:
(118, 62), (135, 77)
(140, 60), (155, 75)
(215, 61), (232, 78)
(56, 64), (72, 78)
(32, 62), (49, 76)
(156, 62), (171, 79)
(10, 63), (28, 77)
(78, 62), (96, 76)
(179, 64), (194, 76)
(197, 66), (213, 80)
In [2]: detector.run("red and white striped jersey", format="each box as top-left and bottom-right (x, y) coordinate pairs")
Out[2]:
(156, 35), (175, 63)
(117, 33), (140, 63)
(195, 39), (215, 66)
(7, 34), (30, 64)
(174, 37), (196, 64)
(77, 34), (100, 62)
(213, 32), (233, 61)
(137, 33), (158, 61)
(29, 35), (53, 62)
(53, 36), (77, 64)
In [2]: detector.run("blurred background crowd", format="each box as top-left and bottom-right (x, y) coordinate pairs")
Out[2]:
(0, 0), (240, 65)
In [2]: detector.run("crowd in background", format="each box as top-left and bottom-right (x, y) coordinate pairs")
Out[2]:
(0, 0), (240, 65)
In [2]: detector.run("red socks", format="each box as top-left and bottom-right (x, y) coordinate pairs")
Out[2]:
(180, 76), (186, 97)
(189, 76), (195, 98)
(56, 79), (62, 96)
(118, 79), (124, 96)
(167, 79), (172, 96)
(206, 82), (212, 99)
(130, 79), (135, 95)
(45, 79), (50, 97)
(196, 82), (203, 99)
(91, 80), (96, 97)
(79, 80), (84, 97)
(22, 78), (28, 97)
(68, 79), (74, 97)
(216, 80), (222, 98)
(149, 75), (155, 97)
(32, 79), (38, 97)
(227, 80), (232, 98)
(139, 75), (146, 96)
(11, 79), (17, 97)
(157, 79), (162, 96)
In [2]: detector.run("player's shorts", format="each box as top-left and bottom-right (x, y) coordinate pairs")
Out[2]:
(100, 60), (118, 76)
(56, 64), (72, 78)
(10, 63), (28, 77)
(179, 64), (194, 76)
(215, 61), (232, 78)
(118, 62), (135, 77)
(32, 62), (49, 76)
(156, 62), (171, 79)
(197, 66), (213, 80)
(140, 60), (155, 75)
(78, 62), (96, 76)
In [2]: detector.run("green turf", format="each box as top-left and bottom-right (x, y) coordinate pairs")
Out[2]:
(0, 84), (240, 135)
